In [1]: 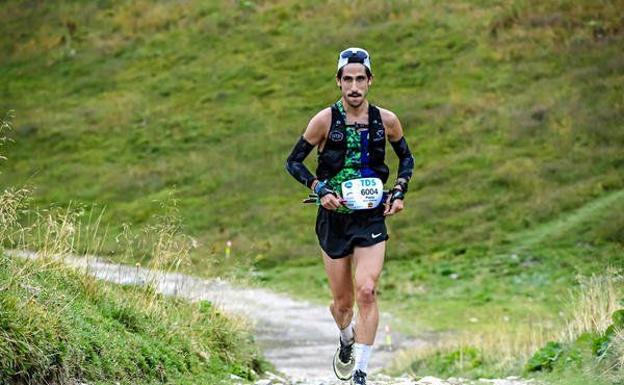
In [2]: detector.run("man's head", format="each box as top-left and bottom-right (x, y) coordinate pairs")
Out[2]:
(336, 47), (372, 77)
(336, 47), (373, 108)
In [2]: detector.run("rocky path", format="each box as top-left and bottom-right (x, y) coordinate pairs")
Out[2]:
(257, 372), (536, 385)
(14, 251), (539, 385)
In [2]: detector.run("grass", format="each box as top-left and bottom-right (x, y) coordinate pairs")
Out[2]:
(1, 0), (622, 263)
(529, 271), (624, 385)
(1, 0), (623, 382)
(0, 111), (267, 384)
(388, 270), (623, 383)
(0, 253), (266, 385)
(0, 199), (268, 384)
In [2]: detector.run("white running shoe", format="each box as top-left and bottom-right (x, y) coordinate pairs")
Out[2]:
(332, 338), (355, 380)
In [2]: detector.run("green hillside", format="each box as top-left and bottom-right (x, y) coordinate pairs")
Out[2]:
(0, 253), (264, 384)
(1, 0), (621, 260)
(1, 0), (623, 380)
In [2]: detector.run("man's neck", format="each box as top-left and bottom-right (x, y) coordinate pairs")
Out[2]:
(341, 98), (369, 120)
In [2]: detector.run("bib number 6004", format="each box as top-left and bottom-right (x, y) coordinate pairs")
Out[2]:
(361, 188), (379, 196)
(341, 177), (384, 210)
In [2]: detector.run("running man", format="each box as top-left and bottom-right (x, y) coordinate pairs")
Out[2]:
(285, 47), (414, 385)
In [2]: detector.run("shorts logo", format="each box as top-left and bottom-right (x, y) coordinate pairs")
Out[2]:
(372, 232), (382, 239)
(330, 130), (344, 142)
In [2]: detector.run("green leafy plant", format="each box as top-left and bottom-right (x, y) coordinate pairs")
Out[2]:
(526, 341), (564, 372)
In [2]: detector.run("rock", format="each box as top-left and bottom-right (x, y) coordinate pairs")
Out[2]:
(375, 373), (392, 380)
(447, 378), (472, 385)
(19, 283), (41, 296)
(416, 376), (451, 385)
(230, 374), (243, 380)
(254, 380), (272, 385)
(266, 372), (288, 383)
(478, 379), (534, 385)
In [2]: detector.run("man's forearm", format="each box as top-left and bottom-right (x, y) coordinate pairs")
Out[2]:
(390, 136), (414, 190)
(285, 136), (316, 188)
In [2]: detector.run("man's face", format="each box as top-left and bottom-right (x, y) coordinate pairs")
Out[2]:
(336, 63), (372, 108)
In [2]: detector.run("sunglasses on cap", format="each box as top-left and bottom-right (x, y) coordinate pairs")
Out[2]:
(340, 49), (369, 60)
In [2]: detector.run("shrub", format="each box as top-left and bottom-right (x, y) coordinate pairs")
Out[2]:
(526, 341), (564, 372)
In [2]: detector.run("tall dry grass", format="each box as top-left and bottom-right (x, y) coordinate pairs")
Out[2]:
(0, 109), (193, 316)
(0, 110), (31, 250)
(392, 316), (559, 376)
(561, 269), (623, 342)
(0, 110), (13, 159)
(112, 193), (194, 311)
(612, 329), (624, 373)
(561, 270), (624, 382)
(0, 190), (257, 383)
(0, 189), (254, 382)
(394, 269), (624, 378)
(7, 198), (195, 315)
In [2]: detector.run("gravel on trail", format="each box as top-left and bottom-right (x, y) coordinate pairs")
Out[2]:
(14, 251), (540, 385)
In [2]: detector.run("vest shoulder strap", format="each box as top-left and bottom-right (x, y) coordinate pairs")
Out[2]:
(368, 104), (383, 129)
(330, 104), (345, 129)
(325, 104), (347, 150)
(368, 104), (385, 144)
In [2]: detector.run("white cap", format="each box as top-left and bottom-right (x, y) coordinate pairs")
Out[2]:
(337, 47), (372, 73)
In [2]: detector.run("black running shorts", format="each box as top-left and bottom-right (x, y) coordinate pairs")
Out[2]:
(315, 205), (389, 259)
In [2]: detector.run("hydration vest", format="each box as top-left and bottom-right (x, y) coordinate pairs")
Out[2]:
(316, 103), (390, 183)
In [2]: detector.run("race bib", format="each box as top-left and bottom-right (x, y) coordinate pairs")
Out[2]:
(341, 177), (384, 210)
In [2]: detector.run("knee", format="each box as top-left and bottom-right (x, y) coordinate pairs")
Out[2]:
(356, 282), (377, 306)
(333, 294), (354, 313)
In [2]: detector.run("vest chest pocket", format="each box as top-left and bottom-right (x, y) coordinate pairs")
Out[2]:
(329, 129), (345, 143)
(318, 149), (344, 179)
(369, 125), (386, 167)
(371, 127), (385, 142)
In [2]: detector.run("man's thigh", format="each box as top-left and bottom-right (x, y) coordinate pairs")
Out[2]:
(353, 241), (385, 285)
(323, 250), (354, 296)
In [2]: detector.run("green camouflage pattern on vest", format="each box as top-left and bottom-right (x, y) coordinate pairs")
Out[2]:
(327, 100), (363, 214)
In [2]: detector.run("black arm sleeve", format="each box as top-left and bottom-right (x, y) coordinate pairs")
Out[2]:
(390, 136), (414, 182)
(285, 136), (316, 188)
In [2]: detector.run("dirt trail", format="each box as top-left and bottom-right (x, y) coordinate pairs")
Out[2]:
(14, 250), (537, 385)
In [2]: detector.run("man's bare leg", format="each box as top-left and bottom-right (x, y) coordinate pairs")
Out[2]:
(351, 241), (385, 379)
(353, 241), (385, 343)
(324, 251), (358, 380)
(322, 251), (354, 329)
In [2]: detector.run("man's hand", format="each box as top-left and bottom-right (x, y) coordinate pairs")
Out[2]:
(321, 194), (345, 210)
(384, 186), (405, 216)
(312, 180), (344, 211)
(383, 197), (404, 216)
